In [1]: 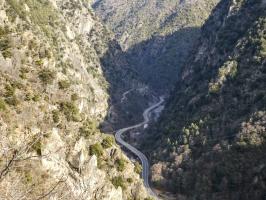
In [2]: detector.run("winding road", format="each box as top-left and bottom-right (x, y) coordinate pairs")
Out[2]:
(115, 91), (164, 199)
(120, 88), (134, 103)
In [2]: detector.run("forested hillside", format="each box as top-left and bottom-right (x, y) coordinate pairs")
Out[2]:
(93, 0), (219, 91)
(144, 0), (266, 199)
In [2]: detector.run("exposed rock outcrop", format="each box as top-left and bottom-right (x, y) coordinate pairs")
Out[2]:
(0, 0), (149, 199)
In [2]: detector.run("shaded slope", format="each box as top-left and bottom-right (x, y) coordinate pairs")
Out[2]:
(93, 0), (219, 92)
(143, 0), (266, 199)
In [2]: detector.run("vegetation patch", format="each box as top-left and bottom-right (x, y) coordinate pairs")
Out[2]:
(0, 25), (12, 58)
(101, 135), (115, 149)
(134, 162), (142, 175)
(89, 143), (104, 157)
(115, 158), (126, 172)
(38, 69), (55, 85)
(79, 120), (98, 137)
(58, 80), (71, 89)
(126, 177), (133, 183)
(59, 101), (80, 122)
(0, 98), (7, 111)
(111, 176), (126, 190)
(71, 93), (79, 101)
(4, 84), (19, 106)
(52, 110), (60, 123)
(31, 138), (42, 156)
(32, 94), (41, 102)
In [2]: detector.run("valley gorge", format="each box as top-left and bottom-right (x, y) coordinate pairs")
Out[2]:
(93, 0), (220, 92)
(0, 0), (266, 200)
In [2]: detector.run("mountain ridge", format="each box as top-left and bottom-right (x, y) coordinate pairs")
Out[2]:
(143, 0), (266, 199)
(93, 0), (219, 92)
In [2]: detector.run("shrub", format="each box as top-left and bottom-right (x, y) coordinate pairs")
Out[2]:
(25, 93), (33, 101)
(58, 80), (71, 89)
(126, 178), (133, 183)
(59, 101), (80, 122)
(4, 84), (15, 97)
(71, 93), (79, 101)
(101, 135), (115, 149)
(19, 67), (29, 79)
(6, 0), (27, 21)
(115, 158), (126, 172)
(79, 120), (97, 137)
(5, 96), (19, 106)
(2, 49), (12, 58)
(0, 38), (12, 58)
(52, 110), (60, 123)
(0, 26), (9, 36)
(134, 162), (142, 175)
(32, 94), (41, 102)
(0, 98), (6, 111)
(89, 143), (103, 157)
(24, 171), (33, 183)
(111, 176), (126, 190)
(38, 69), (55, 85)
(11, 81), (23, 89)
(35, 59), (44, 66)
(32, 139), (42, 156)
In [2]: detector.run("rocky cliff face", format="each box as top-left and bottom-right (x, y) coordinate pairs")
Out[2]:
(0, 0), (149, 199)
(93, 0), (219, 91)
(144, 0), (266, 199)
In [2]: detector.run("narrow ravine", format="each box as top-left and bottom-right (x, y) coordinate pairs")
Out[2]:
(115, 91), (164, 199)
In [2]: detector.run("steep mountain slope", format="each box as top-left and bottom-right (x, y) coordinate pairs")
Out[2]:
(93, 0), (219, 91)
(144, 0), (266, 199)
(93, 0), (217, 50)
(0, 0), (150, 199)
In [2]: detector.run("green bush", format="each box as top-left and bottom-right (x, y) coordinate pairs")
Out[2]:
(115, 158), (126, 172)
(2, 49), (12, 58)
(25, 93), (33, 101)
(58, 80), (71, 89)
(19, 71), (27, 79)
(101, 135), (115, 149)
(134, 162), (142, 175)
(52, 110), (60, 123)
(59, 101), (80, 122)
(6, 0), (27, 21)
(24, 171), (33, 183)
(11, 81), (23, 89)
(79, 120), (97, 137)
(4, 84), (19, 106)
(4, 84), (15, 97)
(35, 59), (44, 66)
(127, 178), (133, 183)
(0, 38), (12, 58)
(89, 143), (103, 157)
(111, 176), (126, 190)
(5, 96), (19, 106)
(0, 26), (9, 36)
(32, 94), (41, 102)
(0, 98), (6, 111)
(32, 139), (42, 156)
(38, 69), (55, 85)
(71, 93), (79, 101)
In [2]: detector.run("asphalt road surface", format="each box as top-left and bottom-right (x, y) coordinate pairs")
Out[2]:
(115, 95), (164, 199)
